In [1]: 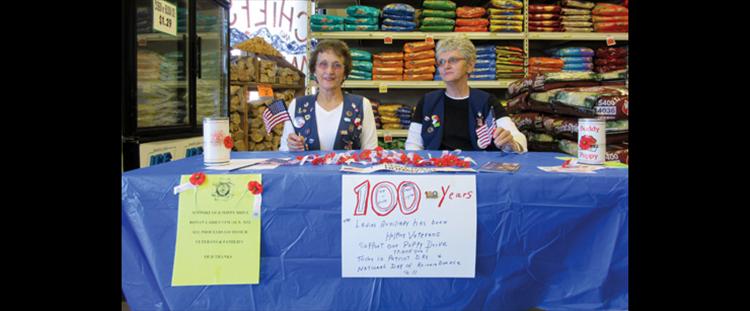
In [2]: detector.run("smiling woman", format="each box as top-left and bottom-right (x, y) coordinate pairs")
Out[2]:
(278, 39), (378, 152)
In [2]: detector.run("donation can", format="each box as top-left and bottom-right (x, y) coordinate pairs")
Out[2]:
(577, 118), (606, 165)
(203, 117), (231, 166)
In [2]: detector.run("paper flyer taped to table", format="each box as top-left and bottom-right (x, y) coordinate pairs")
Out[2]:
(341, 175), (477, 278)
(171, 174), (262, 286)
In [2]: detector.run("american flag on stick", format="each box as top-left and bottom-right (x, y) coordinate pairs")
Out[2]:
(475, 109), (496, 149)
(262, 99), (291, 134)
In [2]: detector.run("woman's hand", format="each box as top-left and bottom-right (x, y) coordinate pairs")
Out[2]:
(493, 127), (518, 152)
(287, 133), (306, 151)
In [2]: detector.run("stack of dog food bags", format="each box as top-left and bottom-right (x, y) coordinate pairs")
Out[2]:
(595, 46), (628, 73)
(495, 45), (526, 79)
(419, 1), (456, 32)
(470, 45), (496, 80)
(396, 106), (414, 129)
(489, 0), (524, 32)
(592, 3), (628, 32)
(345, 5), (380, 31)
(373, 52), (404, 80)
(403, 40), (436, 81)
(378, 103), (409, 130)
(382, 3), (417, 32)
(310, 14), (344, 32)
(528, 4), (561, 32)
(546, 47), (594, 72)
(367, 97), (382, 129)
(528, 57), (564, 74)
(560, 0), (594, 32)
(349, 49), (373, 80)
(455, 6), (488, 32)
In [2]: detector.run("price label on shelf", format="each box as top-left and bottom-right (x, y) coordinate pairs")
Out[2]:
(138, 38), (147, 47)
(152, 0), (177, 36)
(606, 36), (617, 46)
(384, 36), (393, 45)
(384, 132), (393, 143)
(257, 84), (274, 97)
(425, 35), (434, 45)
(379, 83), (388, 93)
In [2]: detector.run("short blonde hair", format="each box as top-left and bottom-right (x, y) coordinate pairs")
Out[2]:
(435, 37), (476, 65)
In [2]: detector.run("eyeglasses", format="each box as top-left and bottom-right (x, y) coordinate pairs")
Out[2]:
(316, 61), (344, 71)
(437, 57), (466, 67)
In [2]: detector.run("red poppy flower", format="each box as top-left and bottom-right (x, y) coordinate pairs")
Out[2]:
(400, 153), (409, 164)
(562, 159), (572, 168)
(189, 172), (206, 186)
(223, 136), (234, 149)
(247, 181), (263, 195)
(296, 156), (304, 161)
(412, 154), (423, 163)
(579, 135), (597, 151)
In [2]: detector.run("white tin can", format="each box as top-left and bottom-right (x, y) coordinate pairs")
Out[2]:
(203, 117), (231, 166)
(577, 118), (606, 165)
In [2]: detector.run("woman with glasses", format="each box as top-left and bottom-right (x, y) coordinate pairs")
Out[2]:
(405, 37), (527, 152)
(279, 39), (378, 151)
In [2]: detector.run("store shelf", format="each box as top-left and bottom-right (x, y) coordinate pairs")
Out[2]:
(377, 129), (408, 138)
(137, 80), (187, 88)
(329, 80), (514, 89)
(137, 32), (218, 42)
(231, 81), (305, 89)
(311, 32), (524, 41)
(527, 32), (628, 41)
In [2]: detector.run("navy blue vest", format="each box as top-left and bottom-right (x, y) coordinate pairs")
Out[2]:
(420, 89), (492, 150)
(294, 93), (364, 150)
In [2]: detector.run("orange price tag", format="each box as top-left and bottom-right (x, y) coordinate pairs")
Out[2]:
(384, 132), (393, 143)
(606, 36), (617, 46)
(384, 36), (393, 45)
(258, 84), (274, 97)
(425, 35), (434, 45)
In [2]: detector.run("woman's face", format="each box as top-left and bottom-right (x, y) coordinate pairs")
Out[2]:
(314, 50), (346, 90)
(437, 50), (474, 83)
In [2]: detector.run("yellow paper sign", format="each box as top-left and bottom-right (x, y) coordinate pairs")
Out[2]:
(153, 0), (177, 36)
(379, 83), (388, 93)
(257, 84), (274, 97)
(171, 174), (262, 286)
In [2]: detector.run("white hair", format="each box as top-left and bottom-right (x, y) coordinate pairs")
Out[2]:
(435, 37), (476, 65)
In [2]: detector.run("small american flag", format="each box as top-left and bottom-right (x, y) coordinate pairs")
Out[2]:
(475, 109), (496, 149)
(262, 99), (291, 134)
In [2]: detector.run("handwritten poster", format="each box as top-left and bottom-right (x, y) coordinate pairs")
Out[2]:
(171, 174), (262, 286)
(341, 175), (477, 278)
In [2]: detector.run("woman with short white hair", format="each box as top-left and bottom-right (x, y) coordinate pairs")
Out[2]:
(405, 37), (527, 152)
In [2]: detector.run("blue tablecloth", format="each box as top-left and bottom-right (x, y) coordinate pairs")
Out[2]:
(122, 151), (628, 311)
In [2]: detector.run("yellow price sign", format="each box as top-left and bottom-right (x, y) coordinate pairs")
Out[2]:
(379, 83), (388, 93)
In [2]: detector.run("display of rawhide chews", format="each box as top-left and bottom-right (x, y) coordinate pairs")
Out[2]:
(595, 46), (628, 73)
(310, 14), (344, 32)
(489, 0), (523, 32)
(592, 3), (628, 32)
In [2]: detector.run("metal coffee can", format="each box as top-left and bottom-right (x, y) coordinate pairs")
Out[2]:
(203, 117), (231, 166)
(577, 118), (606, 165)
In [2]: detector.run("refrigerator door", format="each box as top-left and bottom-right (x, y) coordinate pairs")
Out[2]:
(135, 0), (190, 129)
(195, 0), (229, 125)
